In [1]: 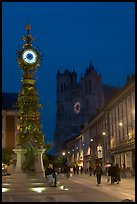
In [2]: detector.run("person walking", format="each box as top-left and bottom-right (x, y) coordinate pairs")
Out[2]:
(108, 163), (115, 184)
(89, 165), (93, 176)
(95, 163), (103, 186)
(73, 166), (76, 175)
(114, 163), (121, 184)
(76, 165), (79, 174)
(105, 162), (111, 182)
(80, 166), (83, 174)
(65, 165), (70, 179)
(52, 171), (57, 187)
(122, 163), (126, 178)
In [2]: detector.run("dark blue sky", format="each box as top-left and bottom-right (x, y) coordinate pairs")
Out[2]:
(2, 2), (135, 154)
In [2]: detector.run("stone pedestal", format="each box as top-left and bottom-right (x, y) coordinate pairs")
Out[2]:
(13, 148), (27, 173)
(12, 148), (27, 180)
(3, 147), (49, 192)
(34, 149), (46, 178)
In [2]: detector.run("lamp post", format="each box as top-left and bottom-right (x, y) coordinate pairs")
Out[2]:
(90, 138), (94, 166)
(62, 152), (65, 156)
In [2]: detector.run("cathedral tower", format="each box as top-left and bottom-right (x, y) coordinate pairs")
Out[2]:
(54, 64), (105, 157)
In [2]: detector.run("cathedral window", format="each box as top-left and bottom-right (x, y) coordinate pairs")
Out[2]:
(85, 81), (87, 94)
(89, 80), (91, 93)
(61, 83), (63, 93)
(71, 75), (73, 85)
(64, 83), (67, 91)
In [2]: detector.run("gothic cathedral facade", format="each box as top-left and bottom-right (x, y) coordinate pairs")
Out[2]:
(54, 63), (119, 156)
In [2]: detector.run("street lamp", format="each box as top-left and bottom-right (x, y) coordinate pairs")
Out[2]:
(119, 122), (123, 126)
(62, 152), (66, 156)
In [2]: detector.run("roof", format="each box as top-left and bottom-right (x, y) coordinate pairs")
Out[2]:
(103, 84), (120, 102)
(2, 92), (18, 110)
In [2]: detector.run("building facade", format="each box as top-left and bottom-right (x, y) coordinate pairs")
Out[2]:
(66, 75), (135, 176)
(2, 93), (19, 151)
(54, 63), (119, 157)
(106, 75), (135, 175)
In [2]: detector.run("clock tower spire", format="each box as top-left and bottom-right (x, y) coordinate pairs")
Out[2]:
(16, 25), (45, 174)
(22, 24), (34, 48)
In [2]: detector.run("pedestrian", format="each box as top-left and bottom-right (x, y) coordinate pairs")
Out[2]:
(114, 164), (121, 184)
(76, 165), (79, 174)
(80, 166), (83, 174)
(93, 165), (96, 176)
(108, 163), (115, 184)
(105, 163), (111, 182)
(95, 163), (103, 186)
(122, 163), (126, 178)
(89, 165), (93, 176)
(52, 171), (57, 187)
(73, 166), (76, 174)
(65, 165), (70, 179)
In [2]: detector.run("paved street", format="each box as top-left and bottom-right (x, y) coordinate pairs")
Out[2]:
(2, 173), (135, 202)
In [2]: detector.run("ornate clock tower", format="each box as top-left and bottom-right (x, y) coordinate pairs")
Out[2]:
(13, 25), (46, 181)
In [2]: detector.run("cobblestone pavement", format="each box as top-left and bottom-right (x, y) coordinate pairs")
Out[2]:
(2, 173), (135, 202)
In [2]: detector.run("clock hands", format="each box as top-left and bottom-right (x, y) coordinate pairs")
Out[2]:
(22, 49), (37, 64)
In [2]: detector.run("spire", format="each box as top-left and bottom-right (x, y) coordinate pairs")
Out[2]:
(26, 24), (31, 34)
(57, 69), (61, 76)
(22, 24), (34, 48)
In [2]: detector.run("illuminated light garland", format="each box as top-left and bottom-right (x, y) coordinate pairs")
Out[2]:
(16, 26), (46, 172)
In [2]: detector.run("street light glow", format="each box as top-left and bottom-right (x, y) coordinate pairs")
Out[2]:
(119, 122), (123, 126)
(102, 132), (106, 135)
(62, 152), (65, 156)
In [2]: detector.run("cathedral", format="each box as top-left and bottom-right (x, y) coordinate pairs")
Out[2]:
(54, 63), (119, 156)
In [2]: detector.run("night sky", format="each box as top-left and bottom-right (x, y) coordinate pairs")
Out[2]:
(2, 2), (135, 154)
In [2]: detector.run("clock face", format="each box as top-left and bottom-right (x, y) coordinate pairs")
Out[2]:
(22, 49), (37, 64)
(74, 101), (81, 114)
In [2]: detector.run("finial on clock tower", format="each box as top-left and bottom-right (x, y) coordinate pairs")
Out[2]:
(22, 24), (34, 48)
(25, 24), (31, 34)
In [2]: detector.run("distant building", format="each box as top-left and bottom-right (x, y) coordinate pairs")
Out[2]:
(54, 63), (119, 156)
(2, 93), (18, 150)
(67, 74), (135, 176)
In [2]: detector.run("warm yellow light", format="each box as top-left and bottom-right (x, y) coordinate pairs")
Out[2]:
(119, 122), (123, 126)
(2, 183), (11, 186)
(31, 187), (46, 193)
(102, 132), (106, 135)
(60, 185), (69, 191)
(2, 163), (7, 170)
(62, 152), (65, 156)
(60, 185), (64, 190)
(17, 124), (20, 130)
(2, 188), (10, 193)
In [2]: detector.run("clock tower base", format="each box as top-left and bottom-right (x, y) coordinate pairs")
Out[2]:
(2, 147), (50, 192)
